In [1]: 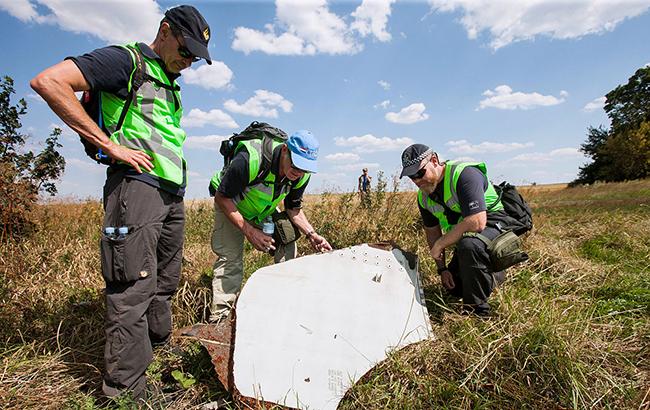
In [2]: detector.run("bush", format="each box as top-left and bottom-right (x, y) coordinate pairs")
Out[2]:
(0, 75), (65, 241)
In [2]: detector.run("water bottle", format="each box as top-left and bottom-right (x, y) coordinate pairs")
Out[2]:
(117, 226), (128, 240)
(262, 216), (274, 236)
(104, 226), (116, 239)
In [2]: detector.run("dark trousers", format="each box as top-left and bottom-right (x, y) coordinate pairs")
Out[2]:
(447, 227), (501, 313)
(100, 172), (184, 399)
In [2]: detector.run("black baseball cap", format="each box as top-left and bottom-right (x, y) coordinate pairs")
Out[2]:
(400, 144), (433, 178)
(164, 5), (212, 64)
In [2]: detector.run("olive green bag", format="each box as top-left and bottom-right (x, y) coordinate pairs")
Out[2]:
(272, 211), (301, 245)
(465, 231), (529, 271)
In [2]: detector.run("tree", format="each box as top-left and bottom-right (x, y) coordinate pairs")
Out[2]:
(0, 75), (66, 240)
(573, 66), (650, 185)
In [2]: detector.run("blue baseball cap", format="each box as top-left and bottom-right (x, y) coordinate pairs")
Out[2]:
(287, 130), (319, 173)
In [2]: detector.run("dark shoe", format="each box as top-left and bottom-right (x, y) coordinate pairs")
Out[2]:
(493, 270), (506, 286)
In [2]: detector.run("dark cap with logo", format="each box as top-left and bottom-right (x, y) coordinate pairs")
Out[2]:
(164, 5), (212, 64)
(400, 143), (433, 178)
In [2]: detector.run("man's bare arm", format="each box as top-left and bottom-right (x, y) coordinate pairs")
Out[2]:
(30, 60), (153, 172)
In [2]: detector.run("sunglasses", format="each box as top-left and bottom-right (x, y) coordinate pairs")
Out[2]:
(408, 166), (427, 180)
(174, 33), (200, 62)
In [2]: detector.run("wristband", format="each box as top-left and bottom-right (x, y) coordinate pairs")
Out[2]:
(437, 266), (448, 275)
(306, 230), (316, 239)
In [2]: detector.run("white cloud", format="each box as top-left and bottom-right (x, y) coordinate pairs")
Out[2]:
(508, 147), (585, 163)
(0, 0), (162, 44)
(550, 147), (583, 157)
(0, 0), (42, 22)
(429, 0), (650, 50)
(478, 85), (566, 110)
(445, 139), (534, 154)
(184, 134), (229, 151)
(450, 156), (477, 163)
(223, 90), (293, 118)
(65, 157), (104, 175)
(325, 152), (361, 162)
(374, 100), (390, 110)
(232, 0), (357, 55)
(182, 62), (234, 90)
(25, 92), (45, 104)
(183, 108), (238, 129)
(232, 0), (395, 56)
(351, 0), (396, 42)
(48, 122), (76, 140)
(583, 96), (606, 112)
(378, 80), (391, 90)
(334, 162), (381, 172)
(385, 103), (429, 124)
(334, 134), (413, 153)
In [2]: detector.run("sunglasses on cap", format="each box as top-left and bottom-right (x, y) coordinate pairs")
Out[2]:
(408, 166), (427, 180)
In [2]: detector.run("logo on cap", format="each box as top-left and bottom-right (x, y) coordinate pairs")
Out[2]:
(297, 145), (318, 160)
(203, 27), (210, 41)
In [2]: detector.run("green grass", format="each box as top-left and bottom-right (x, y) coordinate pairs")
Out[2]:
(1, 179), (649, 409)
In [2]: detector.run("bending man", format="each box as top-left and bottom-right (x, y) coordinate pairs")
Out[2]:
(208, 130), (332, 322)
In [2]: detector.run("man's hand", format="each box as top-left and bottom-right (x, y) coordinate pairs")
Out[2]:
(105, 144), (154, 173)
(440, 270), (455, 290)
(243, 224), (275, 252)
(430, 240), (445, 261)
(308, 233), (332, 252)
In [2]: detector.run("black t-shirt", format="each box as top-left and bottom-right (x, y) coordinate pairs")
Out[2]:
(419, 166), (490, 228)
(68, 43), (185, 197)
(216, 145), (308, 210)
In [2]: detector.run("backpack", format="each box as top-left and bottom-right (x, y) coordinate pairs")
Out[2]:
(79, 45), (146, 165)
(465, 182), (533, 271)
(219, 121), (288, 185)
(492, 181), (533, 236)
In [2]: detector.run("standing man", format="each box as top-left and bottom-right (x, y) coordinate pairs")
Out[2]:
(208, 130), (333, 323)
(400, 144), (514, 315)
(31, 5), (212, 399)
(358, 167), (372, 197)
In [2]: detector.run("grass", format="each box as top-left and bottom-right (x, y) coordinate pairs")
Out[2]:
(1, 179), (649, 409)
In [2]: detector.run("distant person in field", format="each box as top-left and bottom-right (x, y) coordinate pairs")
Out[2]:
(31, 5), (212, 400)
(400, 144), (518, 315)
(358, 168), (372, 197)
(207, 129), (333, 323)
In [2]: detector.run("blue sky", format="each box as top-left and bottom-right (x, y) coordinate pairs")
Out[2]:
(1, 0), (649, 199)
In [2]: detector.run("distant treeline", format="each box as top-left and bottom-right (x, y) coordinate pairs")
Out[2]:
(572, 66), (650, 186)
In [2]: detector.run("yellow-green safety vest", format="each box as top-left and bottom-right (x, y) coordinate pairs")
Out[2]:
(210, 139), (310, 224)
(417, 161), (503, 233)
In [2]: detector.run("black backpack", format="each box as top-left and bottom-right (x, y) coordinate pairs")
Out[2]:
(492, 182), (533, 236)
(79, 45), (147, 165)
(219, 121), (288, 185)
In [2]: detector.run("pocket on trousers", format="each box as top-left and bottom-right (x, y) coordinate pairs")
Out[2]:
(100, 223), (162, 282)
(488, 231), (529, 271)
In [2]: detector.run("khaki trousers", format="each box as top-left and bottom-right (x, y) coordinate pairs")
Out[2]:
(210, 204), (296, 321)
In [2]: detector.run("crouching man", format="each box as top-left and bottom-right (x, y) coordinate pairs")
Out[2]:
(400, 144), (517, 315)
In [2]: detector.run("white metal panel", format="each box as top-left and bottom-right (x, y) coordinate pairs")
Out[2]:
(233, 244), (432, 410)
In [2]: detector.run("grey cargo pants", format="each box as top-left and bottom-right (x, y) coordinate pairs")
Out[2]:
(100, 171), (184, 399)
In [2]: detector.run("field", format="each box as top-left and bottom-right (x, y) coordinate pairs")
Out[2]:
(1, 179), (649, 409)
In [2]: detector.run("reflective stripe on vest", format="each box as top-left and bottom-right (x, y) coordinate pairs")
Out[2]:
(418, 161), (503, 233)
(101, 43), (186, 186)
(210, 140), (310, 224)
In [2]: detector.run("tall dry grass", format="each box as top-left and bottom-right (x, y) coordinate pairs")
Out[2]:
(1, 179), (648, 409)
